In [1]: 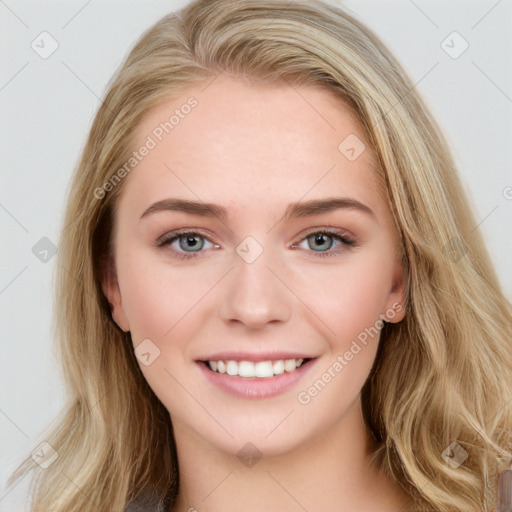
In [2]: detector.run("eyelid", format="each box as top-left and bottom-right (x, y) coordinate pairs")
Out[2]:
(289, 227), (357, 258)
(155, 227), (215, 246)
(156, 226), (357, 260)
(292, 226), (355, 243)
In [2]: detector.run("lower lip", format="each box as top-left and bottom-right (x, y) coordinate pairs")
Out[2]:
(197, 360), (317, 399)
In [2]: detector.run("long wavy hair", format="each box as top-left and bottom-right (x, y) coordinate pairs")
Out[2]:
(8, 0), (511, 510)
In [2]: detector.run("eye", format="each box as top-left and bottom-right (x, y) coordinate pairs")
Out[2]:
(156, 227), (356, 260)
(292, 229), (356, 258)
(156, 230), (219, 259)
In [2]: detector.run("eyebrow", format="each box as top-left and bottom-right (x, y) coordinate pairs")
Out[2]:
(140, 197), (375, 222)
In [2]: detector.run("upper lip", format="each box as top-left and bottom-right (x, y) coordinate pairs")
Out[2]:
(197, 351), (317, 362)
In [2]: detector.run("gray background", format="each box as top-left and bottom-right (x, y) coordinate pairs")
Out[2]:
(1, 0), (511, 509)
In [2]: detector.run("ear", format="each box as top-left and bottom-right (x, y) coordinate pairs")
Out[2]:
(383, 260), (407, 323)
(100, 254), (130, 332)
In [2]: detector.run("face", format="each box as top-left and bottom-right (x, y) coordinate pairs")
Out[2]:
(103, 74), (405, 457)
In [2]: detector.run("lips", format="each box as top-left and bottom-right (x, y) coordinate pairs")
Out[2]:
(196, 353), (318, 399)
(206, 358), (308, 378)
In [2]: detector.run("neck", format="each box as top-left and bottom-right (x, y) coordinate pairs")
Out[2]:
(170, 397), (411, 512)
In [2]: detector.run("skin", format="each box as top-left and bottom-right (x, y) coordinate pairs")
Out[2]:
(103, 73), (411, 511)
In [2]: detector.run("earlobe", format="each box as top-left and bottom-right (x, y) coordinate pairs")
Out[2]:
(384, 267), (407, 323)
(383, 300), (406, 323)
(100, 254), (130, 332)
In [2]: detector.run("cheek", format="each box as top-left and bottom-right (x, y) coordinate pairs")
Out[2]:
(115, 250), (213, 405)
(335, 266), (390, 335)
(292, 258), (391, 419)
(293, 252), (394, 349)
(116, 248), (215, 343)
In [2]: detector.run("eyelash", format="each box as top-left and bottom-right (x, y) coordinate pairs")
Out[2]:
(156, 228), (357, 260)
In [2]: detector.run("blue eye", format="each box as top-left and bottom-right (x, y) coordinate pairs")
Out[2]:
(177, 234), (205, 252)
(157, 230), (217, 259)
(294, 230), (355, 258)
(157, 228), (356, 260)
(307, 233), (335, 251)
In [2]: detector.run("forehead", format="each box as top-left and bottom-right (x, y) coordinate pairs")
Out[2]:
(120, 75), (386, 220)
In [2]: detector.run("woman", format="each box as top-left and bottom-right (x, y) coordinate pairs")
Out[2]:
(8, 0), (512, 510)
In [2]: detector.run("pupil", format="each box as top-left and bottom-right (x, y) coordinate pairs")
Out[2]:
(311, 233), (332, 251)
(179, 236), (203, 252)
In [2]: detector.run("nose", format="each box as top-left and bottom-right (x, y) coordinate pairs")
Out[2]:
(218, 245), (292, 329)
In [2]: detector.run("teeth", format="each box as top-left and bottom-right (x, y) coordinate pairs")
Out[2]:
(217, 360), (226, 374)
(255, 361), (274, 378)
(284, 359), (297, 372)
(238, 361), (256, 378)
(226, 360), (238, 376)
(206, 358), (306, 378)
(272, 360), (284, 375)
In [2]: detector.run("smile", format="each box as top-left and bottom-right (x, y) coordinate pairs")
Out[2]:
(207, 358), (306, 378)
(197, 356), (317, 399)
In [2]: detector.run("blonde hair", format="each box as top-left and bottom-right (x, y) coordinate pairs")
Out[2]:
(8, 0), (511, 510)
